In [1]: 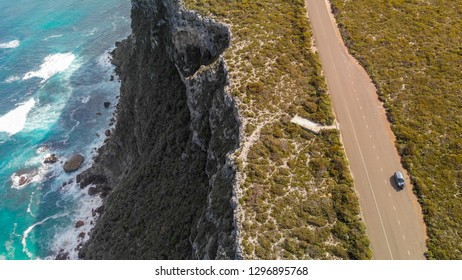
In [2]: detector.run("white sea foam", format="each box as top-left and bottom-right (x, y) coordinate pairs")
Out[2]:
(80, 95), (90, 104)
(96, 50), (114, 71)
(0, 40), (20, 49)
(27, 191), (36, 217)
(22, 53), (75, 83)
(43, 34), (63, 41)
(10, 152), (59, 190)
(85, 27), (98, 37)
(49, 184), (103, 259)
(22, 213), (68, 259)
(4, 75), (20, 83)
(10, 168), (44, 190)
(0, 98), (35, 135)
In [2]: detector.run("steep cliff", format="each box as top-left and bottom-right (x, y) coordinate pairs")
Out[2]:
(78, 0), (240, 259)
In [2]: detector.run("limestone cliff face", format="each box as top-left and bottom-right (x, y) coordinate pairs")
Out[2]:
(79, 0), (240, 259)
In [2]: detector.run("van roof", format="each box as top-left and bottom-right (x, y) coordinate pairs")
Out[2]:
(395, 171), (404, 179)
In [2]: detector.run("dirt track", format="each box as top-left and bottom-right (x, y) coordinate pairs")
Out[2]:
(305, 0), (427, 259)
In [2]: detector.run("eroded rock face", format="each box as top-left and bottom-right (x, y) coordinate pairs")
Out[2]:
(79, 0), (240, 260)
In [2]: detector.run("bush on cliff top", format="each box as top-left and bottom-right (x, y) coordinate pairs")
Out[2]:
(184, 0), (370, 259)
(330, 0), (462, 259)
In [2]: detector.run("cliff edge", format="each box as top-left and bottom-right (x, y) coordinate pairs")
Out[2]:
(78, 0), (241, 259)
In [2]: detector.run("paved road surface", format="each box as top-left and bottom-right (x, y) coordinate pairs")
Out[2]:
(305, 0), (427, 259)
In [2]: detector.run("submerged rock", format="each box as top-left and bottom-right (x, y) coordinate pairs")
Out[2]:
(104, 102), (111, 108)
(63, 154), (84, 172)
(18, 175), (28, 186)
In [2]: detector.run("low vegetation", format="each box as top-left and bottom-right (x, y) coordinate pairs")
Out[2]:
(330, 0), (462, 259)
(184, 0), (371, 259)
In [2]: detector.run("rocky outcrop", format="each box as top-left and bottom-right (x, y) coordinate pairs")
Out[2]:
(63, 154), (84, 172)
(78, 0), (240, 259)
(44, 154), (58, 164)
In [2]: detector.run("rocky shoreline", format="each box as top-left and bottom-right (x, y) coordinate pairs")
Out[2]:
(73, 0), (241, 259)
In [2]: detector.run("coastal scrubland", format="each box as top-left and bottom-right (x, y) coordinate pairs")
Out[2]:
(330, 0), (462, 259)
(184, 0), (371, 259)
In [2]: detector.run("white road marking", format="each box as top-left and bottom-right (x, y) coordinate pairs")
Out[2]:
(393, 205), (396, 211)
(403, 235), (406, 240)
(366, 124), (369, 129)
(398, 219), (401, 225)
(389, 193), (391, 197)
(381, 167), (383, 172)
(408, 250), (411, 256)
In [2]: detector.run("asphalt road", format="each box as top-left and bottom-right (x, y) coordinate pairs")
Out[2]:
(305, 0), (427, 259)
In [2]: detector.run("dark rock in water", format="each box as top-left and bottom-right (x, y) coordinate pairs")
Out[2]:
(55, 250), (69, 260)
(96, 112), (102, 116)
(104, 102), (111, 108)
(63, 154), (84, 173)
(96, 133), (100, 137)
(75, 221), (85, 228)
(110, 75), (114, 81)
(88, 187), (99, 196)
(77, 173), (107, 188)
(79, 232), (86, 239)
(105, 129), (111, 137)
(44, 153), (58, 164)
(18, 176), (28, 186)
(93, 205), (104, 216)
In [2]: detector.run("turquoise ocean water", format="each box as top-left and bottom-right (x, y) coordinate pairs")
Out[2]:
(0, 0), (131, 259)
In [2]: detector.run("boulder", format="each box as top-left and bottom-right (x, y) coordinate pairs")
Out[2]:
(104, 102), (111, 108)
(75, 220), (84, 228)
(78, 232), (86, 239)
(105, 129), (111, 137)
(44, 154), (58, 164)
(63, 154), (84, 173)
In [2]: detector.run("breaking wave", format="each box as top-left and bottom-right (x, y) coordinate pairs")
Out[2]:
(22, 53), (75, 83)
(0, 98), (35, 135)
(0, 40), (20, 49)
